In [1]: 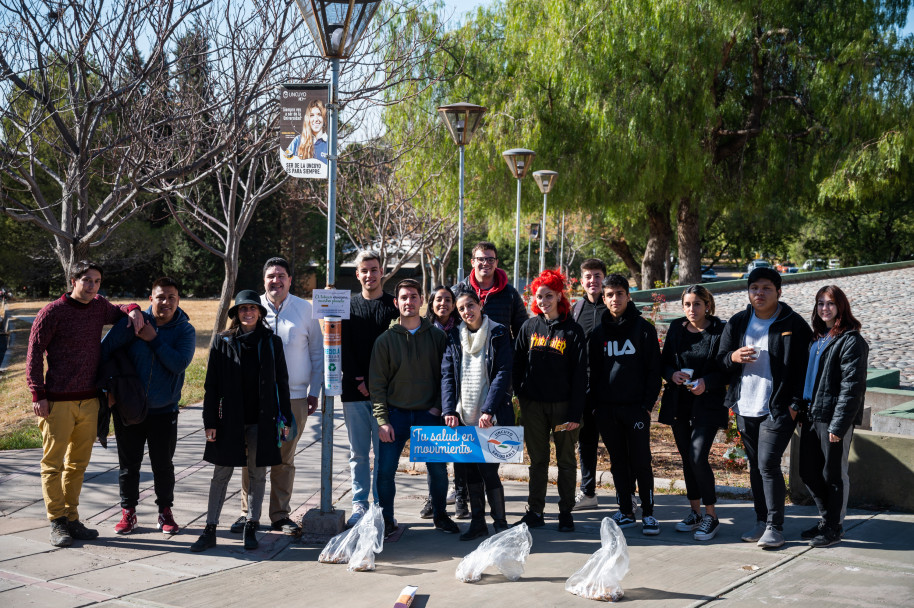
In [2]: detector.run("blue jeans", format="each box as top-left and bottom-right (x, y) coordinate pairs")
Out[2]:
(377, 407), (448, 524)
(343, 401), (380, 507)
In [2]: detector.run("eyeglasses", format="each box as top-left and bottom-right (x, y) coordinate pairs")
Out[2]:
(473, 256), (496, 264)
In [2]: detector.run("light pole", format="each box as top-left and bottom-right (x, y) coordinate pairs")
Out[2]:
(502, 148), (536, 287)
(532, 170), (557, 274)
(437, 102), (488, 283)
(294, 0), (382, 520)
(559, 211), (566, 274)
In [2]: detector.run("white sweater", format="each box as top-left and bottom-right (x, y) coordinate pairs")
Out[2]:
(260, 293), (323, 399)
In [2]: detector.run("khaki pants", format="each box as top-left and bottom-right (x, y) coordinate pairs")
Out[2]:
(39, 398), (100, 521)
(240, 397), (308, 523)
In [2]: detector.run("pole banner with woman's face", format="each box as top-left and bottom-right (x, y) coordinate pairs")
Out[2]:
(279, 83), (330, 179)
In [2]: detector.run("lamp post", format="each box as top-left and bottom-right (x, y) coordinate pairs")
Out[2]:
(437, 102), (488, 283)
(502, 148), (536, 287)
(559, 211), (566, 274)
(294, 0), (382, 520)
(532, 170), (557, 274)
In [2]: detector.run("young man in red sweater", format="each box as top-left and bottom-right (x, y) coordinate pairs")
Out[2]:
(26, 261), (143, 547)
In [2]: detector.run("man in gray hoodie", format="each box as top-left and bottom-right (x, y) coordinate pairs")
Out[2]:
(370, 278), (459, 538)
(100, 277), (196, 535)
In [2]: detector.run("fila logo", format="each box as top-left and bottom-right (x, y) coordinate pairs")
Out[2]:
(605, 339), (635, 356)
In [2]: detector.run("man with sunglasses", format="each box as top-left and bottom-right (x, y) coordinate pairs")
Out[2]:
(453, 242), (528, 340)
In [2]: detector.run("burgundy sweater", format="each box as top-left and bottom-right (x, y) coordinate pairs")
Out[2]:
(27, 294), (139, 402)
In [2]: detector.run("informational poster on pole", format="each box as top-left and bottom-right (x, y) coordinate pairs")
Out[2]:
(279, 83), (329, 179)
(312, 289), (351, 320)
(409, 426), (524, 464)
(322, 315), (342, 396)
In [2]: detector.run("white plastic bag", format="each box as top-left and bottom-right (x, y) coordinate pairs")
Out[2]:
(318, 504), (384, 571)
(565, 517), (630, 601)
(347, 504), (385, 571)
(455, 523), (533, 583)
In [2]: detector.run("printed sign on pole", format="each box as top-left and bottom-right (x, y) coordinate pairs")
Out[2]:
(323, 315), (342, 396)
(409, 426), (524, 464)
(279, 83), (330, 179)
(312, 289), (351, 320)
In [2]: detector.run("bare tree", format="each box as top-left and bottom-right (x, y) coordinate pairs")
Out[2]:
(0, 0), (217, 281)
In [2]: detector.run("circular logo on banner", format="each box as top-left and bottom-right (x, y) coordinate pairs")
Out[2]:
(485, 428), (523, 462)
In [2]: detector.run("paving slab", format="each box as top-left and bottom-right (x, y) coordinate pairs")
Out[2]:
(54, 561), (192, 597)
(0, 582), (100, 607)
(0, 535), (55, 562)
(2, 548), (123, 581)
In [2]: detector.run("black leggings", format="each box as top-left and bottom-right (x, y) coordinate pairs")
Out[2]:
(453, 462), (502, 490)
(671, 421), (718, 506)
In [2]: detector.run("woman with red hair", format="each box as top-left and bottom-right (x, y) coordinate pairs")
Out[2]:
(512, 269), (587, 532)
(798, 285), (868, 548)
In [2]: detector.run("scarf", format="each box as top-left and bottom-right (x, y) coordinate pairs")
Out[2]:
(458, 317), (492, 426)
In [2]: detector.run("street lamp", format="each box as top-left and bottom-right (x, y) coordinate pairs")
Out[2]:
(294, 0), (382, 525)
(502, 148), (535, 287)
(437, 102), (488, 283)
(532, 170), (557, 274)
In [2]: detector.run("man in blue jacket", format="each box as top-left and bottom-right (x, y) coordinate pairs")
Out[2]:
(100, 277), (196, 535)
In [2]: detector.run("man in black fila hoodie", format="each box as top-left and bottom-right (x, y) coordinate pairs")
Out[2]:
(588, 274), (662, 535)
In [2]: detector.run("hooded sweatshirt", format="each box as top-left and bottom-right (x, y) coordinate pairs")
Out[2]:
(369, 317), (447, 426)
(453, 268), (528, 339)
(513, 313), (587, 423)
(100, 307), (196, 412)
(587, 301), (662, 412)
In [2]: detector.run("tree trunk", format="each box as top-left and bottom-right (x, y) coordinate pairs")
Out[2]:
(52, 237), (92, 292)
(419, 247), (429, 298)
(677, 196), (701, 285)
(641, 201), (673, 290)
(212, 252), (237, 347)
(605, 234), (643, 287)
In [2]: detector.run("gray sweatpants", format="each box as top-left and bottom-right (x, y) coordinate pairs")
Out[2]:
(205, 424), (267, 525)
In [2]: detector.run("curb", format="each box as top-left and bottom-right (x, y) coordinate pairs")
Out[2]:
(397, 456), (751, 499)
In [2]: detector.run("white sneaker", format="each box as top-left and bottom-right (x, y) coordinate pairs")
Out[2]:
(741, 520), (767, 542)
(572, 491), (598, 511)
(346, 503), (367, 528)
(675, 510), (702, 532)
(631, 494), (641, 515)
(446, 488), (457, 505)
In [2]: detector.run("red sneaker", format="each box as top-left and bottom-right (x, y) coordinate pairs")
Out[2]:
(114, 508), (137, 534)
(157, 508), (180, 535)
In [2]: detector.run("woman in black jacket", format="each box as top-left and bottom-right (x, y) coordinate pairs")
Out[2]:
(191, 290), (293, 553)
(442, 287), (514, 540)
(512, 269), (586, 533)
(659, 285), (727, 541)
(799, 285), (868, 548)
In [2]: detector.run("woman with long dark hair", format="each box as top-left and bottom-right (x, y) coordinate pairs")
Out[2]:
(442, 287), (514, 539)
(190, 290), (293, 553)
(659, 285), (727, 540)
(799, 285), (868, 547)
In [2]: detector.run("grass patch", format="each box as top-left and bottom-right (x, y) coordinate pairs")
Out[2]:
(0, 422), (41, 450)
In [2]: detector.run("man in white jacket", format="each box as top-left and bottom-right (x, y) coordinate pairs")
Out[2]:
(230, 257), (323, 536)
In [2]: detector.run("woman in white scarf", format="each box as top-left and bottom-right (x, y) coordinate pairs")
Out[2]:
(442, 287), (514, 540)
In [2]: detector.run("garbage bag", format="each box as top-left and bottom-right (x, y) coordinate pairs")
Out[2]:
(455, 523), (533, 583)
(318, 504), (385, 570)
(565, 517), (630, 601)
(347, 504), (385, 572)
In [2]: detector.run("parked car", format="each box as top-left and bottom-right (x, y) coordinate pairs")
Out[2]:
(802, 258), (827, 271)
(747, 259), (771, 273)
(776, 262), (799, 274)
(700, 266), (718, 282)
(828, 258), (841, 269)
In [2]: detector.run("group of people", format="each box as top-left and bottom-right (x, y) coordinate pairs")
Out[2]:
(25, 244), (867, 555)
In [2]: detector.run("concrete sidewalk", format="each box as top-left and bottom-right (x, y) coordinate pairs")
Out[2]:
(0, 404), (911, 607)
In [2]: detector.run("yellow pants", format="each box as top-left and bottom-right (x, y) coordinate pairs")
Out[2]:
(39, 398), (99, 521)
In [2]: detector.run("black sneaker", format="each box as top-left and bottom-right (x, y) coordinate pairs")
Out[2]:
(229, 516), (247, 534)
(67, 519), (99, 541)
(419, 497), (433, 519)
(271, 517), (300, 535)
(50, 516), (72, 548)
(800, 520), (826, 539)
(434, 515), (460, 534)
(384, 519), (399, 539)
(243, 520), (259, 550)
(190, 524), (217, 552)
(809, 526), (842, 548)
(693, 515), (720, 541)
(514, 510), (545, 528)
(558, 512), (575, 532)
(455, 497), (470, 520)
